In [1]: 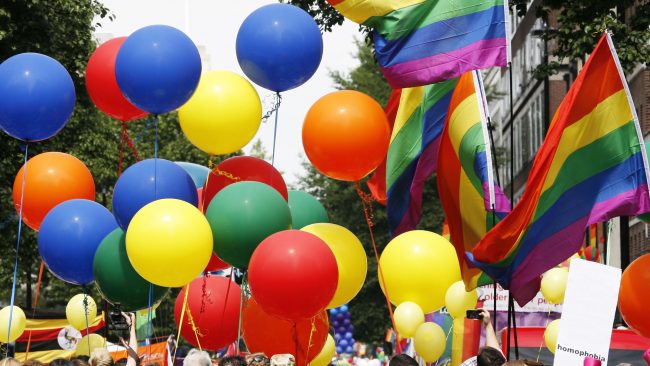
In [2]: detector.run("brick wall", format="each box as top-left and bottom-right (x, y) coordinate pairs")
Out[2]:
(629, 221), (650, 261)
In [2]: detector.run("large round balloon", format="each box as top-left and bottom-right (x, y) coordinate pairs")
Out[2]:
(175, 162), (211, 189)
(94, 228), (168, 311)
(619, 253), (650, 338)
(13, 152), (95, 231)
(379, 230), (461, 313)
(248, 230), (338, 321)
(0, 306), (26, 343)
(310, 334), (335, 366)
(203, 156), (288, 212)
(174, 275), (241, 351)
(38, 199), (118, 285)
(242, 298), (329, 366)
(112, 158), (198, 230)
(288, 191), (329, 229)
(85, 37), (147, 122)
(66, 294), (97, 331)
(206, 181), (291, 269)
(0, 53), (75, 141)
(115, 25), (201, 114)
(301, 223), (367, 308)
(444, 281), (478, 319)
(236, 4), (323, 92)
(126, 199), (213, 288)
(303, 90), (390, 181)
(75, 334), (106, 357)
(179, 71), (262, 155)
(544, 319), (560, 354)
(541, 267), (569, 305)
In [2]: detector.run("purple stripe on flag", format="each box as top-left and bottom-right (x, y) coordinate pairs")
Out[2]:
(482, 182), (511, 213)
(393, 135), (442, 235)
(381, 38), (507, 88)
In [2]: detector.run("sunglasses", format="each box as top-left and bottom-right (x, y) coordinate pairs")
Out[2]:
(251, 356), (269, 363)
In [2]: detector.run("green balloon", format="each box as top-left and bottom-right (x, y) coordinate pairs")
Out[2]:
(638, 212), (650, 223)
(93, 228), (169, 311)
(287, 190), (329, 229)
(206, 181), (292, 269)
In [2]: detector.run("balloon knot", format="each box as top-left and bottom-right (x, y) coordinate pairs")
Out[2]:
(212, 168), (240, 182)
(261, 93), (282, 123)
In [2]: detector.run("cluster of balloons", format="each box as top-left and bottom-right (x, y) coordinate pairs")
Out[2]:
(330, 305), (355, 354)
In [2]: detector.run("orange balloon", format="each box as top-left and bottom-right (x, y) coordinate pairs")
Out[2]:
(302, 90), (390, 181)
(13, 152), (95, 231)
(619, 253), (650, 338)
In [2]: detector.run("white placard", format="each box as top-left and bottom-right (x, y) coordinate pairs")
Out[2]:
(478, 284), (563, 313)
(554, 259), (621, 365)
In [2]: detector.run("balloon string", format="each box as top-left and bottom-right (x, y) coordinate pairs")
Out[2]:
(201, 157), (215, 213)
(236, 272), (246, 355)
(23, 261), (45, 361)
(154, 115), (159, 201)
(147, 283), (154, 357)
(173, 285), (190, 363)
(186, 304), (203, 351)
(354, 181), (402, 354)
(83, 290), (91, 356)
(269, 92), (282, 166)
(6, 143), (29, 356)
(305, 316), (318, 364)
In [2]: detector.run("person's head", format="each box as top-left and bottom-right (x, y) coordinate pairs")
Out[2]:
(217, 356), (246, 366)
(246, 353), (269, 366)
(269, 355), (294, 366)
(476, 347), (506, 366)
(50, 358), (72, 366)
(115, 358), (128, 366)
(23, 360), (45, 366)
(0, 358), (20, 366)
(89, 348), (114, 366)
(71, 357), (91, 366)
(184, 349), (213, 366)
(388, 354), (418, 366)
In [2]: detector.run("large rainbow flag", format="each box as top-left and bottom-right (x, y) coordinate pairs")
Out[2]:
(326, 0), (510, 88)
(469, 33), (650, 305)
(437, 71), (510, 289)
(386, 78), (457, 235)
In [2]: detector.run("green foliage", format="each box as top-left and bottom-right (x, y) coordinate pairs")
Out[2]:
(281, 0), (344, 32)
(533, 0), (650, 77)
(295, 40), (445, 344)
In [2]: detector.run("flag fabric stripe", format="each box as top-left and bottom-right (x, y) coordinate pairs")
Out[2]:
(386, 78), (457, 235)
(326, 0), (509, 88)
(437, 71), (509, 288)
(470, 33), (650, 304)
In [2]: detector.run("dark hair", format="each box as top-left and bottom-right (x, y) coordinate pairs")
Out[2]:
(389, 354), (418, 366)
(23, 360), (46, 366)
(477, 347), (506, 366)
(50, 359), (72, 366)
(71, 358), (91, 366)
(115, 358), (128, 366)
(219, 356), (247, 366)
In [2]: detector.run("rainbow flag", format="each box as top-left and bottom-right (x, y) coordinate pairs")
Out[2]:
(386, 78), (457, 235)
(451, 318), (481, 365)
(326, 0), (510, 88)
(437, 71), (510, 289)
(470, 33), (650, 305)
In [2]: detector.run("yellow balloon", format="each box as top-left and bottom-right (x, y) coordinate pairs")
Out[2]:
(394, 302), (424, 338)
(444, 281), (478, 318)
(66, 294), (97, 331)
(302, 223), (367, 308)
(309, 334), (335, 366)
(544, 319), (561, 354)
(0, 306), (26, 343)
(413, 322), (445, 362)
(75, 333), (106, 356)
(178, 71), (262, 155)
(379, 230), (461, 313)
(126, 199), (213, 287)
(541, 268), (569, 304)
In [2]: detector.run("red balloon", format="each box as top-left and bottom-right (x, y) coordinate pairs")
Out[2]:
(86, 37), (148, 122)
(205, 253), (230, 272)
(202, 156), (287, 213)
(174, 275), (241, 351)
(619, 253), (650, 338)
(248, 230), (338, 321)
(242, 297), (329, 366)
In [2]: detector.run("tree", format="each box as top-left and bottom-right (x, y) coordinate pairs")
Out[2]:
(282, 0), (344, 32)
(295, 41), (445, 344)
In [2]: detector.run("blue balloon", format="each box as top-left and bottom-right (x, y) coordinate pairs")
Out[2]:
(337, 326), (346, 334)
(175, 162), (210, 188)
(338, 339), (349, 348)
(329, 308), (339, 316)
(344, 332), (352, 340)
(112, 159), (198, 230)
(38, 199), (118, 285)
(345, 346), (353, 354)
(116, 25), (201, 114)
(0, 53), (75, 141)
(236, 4), (323, 92)
(336, 313), (345, 321)
(340, 305), (349, 313)
(336, 346), (343, 354)
(333, 320), (341, 328)
(334, 333), (341, 341)
(343, 318), (351, 326)
(349, 338), (355, 345)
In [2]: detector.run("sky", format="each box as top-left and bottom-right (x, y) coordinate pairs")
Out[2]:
(93, 0), (360, 184)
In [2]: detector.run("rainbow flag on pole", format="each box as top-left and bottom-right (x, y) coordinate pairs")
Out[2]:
(437, 71), (510, 289)
(386, 79), (457, 235)
(470, 33), (650, 305)
(326, 0), (510, 88)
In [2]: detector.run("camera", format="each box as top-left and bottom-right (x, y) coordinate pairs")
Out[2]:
(108, 310), (129, 332)
(466, 309), (484, 320)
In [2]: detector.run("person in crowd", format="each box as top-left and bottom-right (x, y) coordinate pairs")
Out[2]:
(89, 348), (114, 366)
(217, 356), (246, 366)
(115, 358), (128, 366)
(118, 312), (140, 366)
(184, 350), (213, 366)
(22, 360), (45, 366)
(50, 358), (71, 366)
(269, 354), (294, 366)
(246, 353), (269, 366)
(71, 357), (91, 366)
(461, 309), (506, 366)
(388, 354), (418, 366)
(0, 358), (19, 366)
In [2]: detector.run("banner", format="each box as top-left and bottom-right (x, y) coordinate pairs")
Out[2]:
(477, 284), (562, 313)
